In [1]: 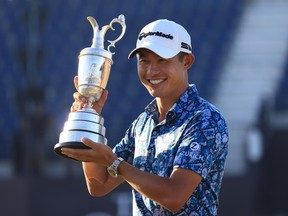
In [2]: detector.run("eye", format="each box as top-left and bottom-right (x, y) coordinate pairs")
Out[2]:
(139, 58), (148, 63)
(159, 58), (168, 63)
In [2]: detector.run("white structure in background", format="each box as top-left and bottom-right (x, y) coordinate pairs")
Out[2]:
(214, 0), (288, 175)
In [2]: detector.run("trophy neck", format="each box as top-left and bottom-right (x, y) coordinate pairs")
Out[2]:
(79, 48), (113, 62)
(80, 107), (98, 114)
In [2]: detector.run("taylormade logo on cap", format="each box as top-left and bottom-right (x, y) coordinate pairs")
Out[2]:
(128, 19), (192, 59)
(138, 31), (174, 41)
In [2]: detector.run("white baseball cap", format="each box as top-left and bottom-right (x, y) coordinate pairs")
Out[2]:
(128, 19), (192, 59)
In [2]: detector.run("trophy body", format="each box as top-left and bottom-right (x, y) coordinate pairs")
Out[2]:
(54, 15), (126, 159)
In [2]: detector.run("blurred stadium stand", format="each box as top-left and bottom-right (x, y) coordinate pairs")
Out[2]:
(0, 0), (288, 215)
(213, 0), (288, 175)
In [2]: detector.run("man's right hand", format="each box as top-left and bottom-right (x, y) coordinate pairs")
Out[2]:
(70, 76), (108, 114)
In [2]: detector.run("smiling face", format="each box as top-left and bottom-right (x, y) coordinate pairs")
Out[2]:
(137, 49), (194, 104)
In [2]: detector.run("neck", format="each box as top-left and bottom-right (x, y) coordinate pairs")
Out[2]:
(155, 83), (189, 122)
(156, 99), (172, 122)
(156, 93), (182, 122)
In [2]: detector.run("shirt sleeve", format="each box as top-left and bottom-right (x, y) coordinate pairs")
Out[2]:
(112, 117), (140, 165)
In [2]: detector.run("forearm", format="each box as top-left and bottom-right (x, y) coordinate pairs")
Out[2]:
(118, 161), (193, 212)
(82, 162), (123, 196)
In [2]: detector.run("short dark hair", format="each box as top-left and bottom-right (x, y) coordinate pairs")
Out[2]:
(177, 52), (189, 61)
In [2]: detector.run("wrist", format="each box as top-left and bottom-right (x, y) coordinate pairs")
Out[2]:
(106, 154), (118, 167)
(107, 157), (124, 178)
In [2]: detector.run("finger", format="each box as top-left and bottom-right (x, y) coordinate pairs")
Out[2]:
(81, 137), (97, 149)
(61, 147), (92, 161)
(61, 147), (80, 159)
(92, 89), (108, 110)
(71, 93), (89, 112)
(73, 92), (86, 102)
(70, 101), (78, 112)
(99, 89), (108, 106)
(71, 100), (86, 112)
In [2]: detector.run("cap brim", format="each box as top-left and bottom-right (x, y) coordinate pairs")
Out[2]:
(128, 42), (179, 59)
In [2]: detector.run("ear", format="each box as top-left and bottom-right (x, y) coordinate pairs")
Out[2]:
(183, 54), (195, 70)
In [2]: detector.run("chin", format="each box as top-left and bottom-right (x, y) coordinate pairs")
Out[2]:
(147, 90), (157, 97)
(146, 85), (165, 98)
(148, 90), (162, 98)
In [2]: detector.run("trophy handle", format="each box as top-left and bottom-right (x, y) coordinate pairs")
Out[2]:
(107, 14), (126, 54)
(87, 15), (126, 54)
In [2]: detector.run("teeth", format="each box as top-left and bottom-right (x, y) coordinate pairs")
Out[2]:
(150, 79), (163, 85)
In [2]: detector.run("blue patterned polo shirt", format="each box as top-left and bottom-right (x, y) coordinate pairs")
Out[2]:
(113, 84), (229, 216)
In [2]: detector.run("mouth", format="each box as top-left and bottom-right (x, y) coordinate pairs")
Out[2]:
(148, 79), (165, 85)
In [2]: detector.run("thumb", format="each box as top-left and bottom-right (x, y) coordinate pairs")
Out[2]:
(97, 89), (109, 107)
(74, 76), (79, 91)
(81, 137), (96, 149)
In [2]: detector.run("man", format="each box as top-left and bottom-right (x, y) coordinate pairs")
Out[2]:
(62, 19), (229, 215)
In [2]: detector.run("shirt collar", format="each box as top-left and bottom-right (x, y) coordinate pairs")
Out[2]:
(145, 84), (199, 119)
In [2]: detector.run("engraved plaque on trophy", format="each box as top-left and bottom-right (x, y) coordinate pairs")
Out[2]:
(54, 15), (126, 160)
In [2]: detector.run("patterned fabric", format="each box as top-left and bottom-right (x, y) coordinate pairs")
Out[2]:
(113, 84), (229, 216)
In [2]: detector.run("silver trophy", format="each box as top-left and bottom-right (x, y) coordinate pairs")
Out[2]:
(54, 15), (126, 159)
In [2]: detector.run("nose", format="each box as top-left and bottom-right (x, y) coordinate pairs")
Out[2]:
(146, 62), (160, 75)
